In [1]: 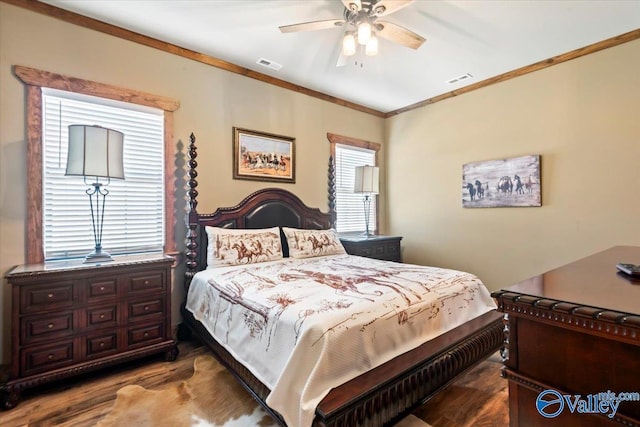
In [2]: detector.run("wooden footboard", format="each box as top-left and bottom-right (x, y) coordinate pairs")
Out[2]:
(181, 307), (503, 427)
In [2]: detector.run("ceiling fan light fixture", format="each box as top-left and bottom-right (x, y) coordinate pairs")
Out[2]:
(280, 0), (425, 67)
(365, 34), (378, 56)
(357, 21), (371, 45)
(342, 32), (356, 56)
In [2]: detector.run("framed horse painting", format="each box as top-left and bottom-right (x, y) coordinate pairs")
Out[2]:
(233, 127), (296, 183)
(462, 154), (541, 208)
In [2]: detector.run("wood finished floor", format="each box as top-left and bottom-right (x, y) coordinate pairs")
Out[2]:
(0, 342), (508, 426)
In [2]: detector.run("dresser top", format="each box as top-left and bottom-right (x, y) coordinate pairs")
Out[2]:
(6, 253), (174, 278)
(501, 246), (640, 315)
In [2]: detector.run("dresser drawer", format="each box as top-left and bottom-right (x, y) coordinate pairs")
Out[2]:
(21, 312), (74, 345)
(127, 323), (165, 348)
(86, 332), (118, 358)
(21, 341), (74, 376)
(385, 243), (399, 258)
(20, 282), (75, 314)
(86, 305), (118, 329)
(128, 297), (165, 321)
(88, 278), (118, 300)
(355, 246), (374, 257)
(128, 272), (164, 294)
(373, 244), (386, 258)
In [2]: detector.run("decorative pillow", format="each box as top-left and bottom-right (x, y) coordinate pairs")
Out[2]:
(282, 227), (346, 259)
(205, 226), (283, 268)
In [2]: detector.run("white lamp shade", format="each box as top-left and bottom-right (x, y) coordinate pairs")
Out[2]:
(354, 165), (379, 194)
(342, 32), (356, 56)
(357, 21), (371, 45)
(66, 125), (125, 179)
(365, 34), (378, 56)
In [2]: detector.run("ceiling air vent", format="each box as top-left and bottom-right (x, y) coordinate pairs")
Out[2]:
(447, 73), (473, 85)
(256, 58), (283, 71)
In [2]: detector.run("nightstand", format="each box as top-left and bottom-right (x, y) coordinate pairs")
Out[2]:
(1, 253), (178, 409)
(339, 234), (403, 262)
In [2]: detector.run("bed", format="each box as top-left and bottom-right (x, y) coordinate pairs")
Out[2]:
(179, 134), (504, 427)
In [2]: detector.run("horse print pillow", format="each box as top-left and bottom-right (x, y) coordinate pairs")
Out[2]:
(282, 228), (346, 259)
(205, 226), (283, 268)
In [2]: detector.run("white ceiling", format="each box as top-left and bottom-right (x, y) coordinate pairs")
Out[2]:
(40, 0), (640, 114)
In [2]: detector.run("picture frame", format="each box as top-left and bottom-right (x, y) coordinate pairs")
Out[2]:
(233, 127), (296, 183)
(462, 154), (541, 208)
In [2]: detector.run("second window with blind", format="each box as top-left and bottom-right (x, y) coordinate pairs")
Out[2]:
(334, 144), (377, 234)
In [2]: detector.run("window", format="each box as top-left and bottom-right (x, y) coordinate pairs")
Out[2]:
(16, 65), (179, 264)
(327, 132), (380, 234)
(42, 89), (165, 260)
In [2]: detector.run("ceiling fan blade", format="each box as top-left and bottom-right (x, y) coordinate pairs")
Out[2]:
(341, 0), (362, 12)
(376, 20), (425, 49)
(279, 19), (345, 33)
(371, 0), (414, 16)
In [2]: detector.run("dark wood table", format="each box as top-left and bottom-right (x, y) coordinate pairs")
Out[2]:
(492, 246), (640, 427)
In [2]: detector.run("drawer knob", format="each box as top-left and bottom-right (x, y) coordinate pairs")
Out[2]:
(48, 354), (54, 360)
(144, 280), (149, 285)
(48, 293), (54, 298)
(100, 314), (105, 319)
(143, 332), (149, 337)
(100, 286), (105, 291)
(100, 342), (105, 347)
(47, 323), (54, 329)
(144, 306), (149, 311)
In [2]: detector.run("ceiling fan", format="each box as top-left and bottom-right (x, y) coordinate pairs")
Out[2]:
(279, 0), (425, 63)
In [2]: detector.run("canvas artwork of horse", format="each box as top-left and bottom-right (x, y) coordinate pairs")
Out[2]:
(462, 154), (541, 208)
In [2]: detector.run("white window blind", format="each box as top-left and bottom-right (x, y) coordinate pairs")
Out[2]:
(335, 144), (377, 233)
(42, 89), (165, 261)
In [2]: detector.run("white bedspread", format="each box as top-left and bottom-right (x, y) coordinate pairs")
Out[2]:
(186, 254), (496, 427)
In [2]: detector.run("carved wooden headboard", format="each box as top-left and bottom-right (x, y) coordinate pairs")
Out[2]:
(184, 133), (336, 288)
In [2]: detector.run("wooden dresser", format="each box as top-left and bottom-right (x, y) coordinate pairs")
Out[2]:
(492, 246), (640, 427)
(1, 254), (178, 409)
(339, 234), (402, 262)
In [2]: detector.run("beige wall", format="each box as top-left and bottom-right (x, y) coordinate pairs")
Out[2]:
(386, 39), (640, 291)
(0, 3), (385, 362)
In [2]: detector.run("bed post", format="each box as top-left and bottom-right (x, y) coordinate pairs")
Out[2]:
(328, 155), (337, 229)
(185, 133), (199, 289)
